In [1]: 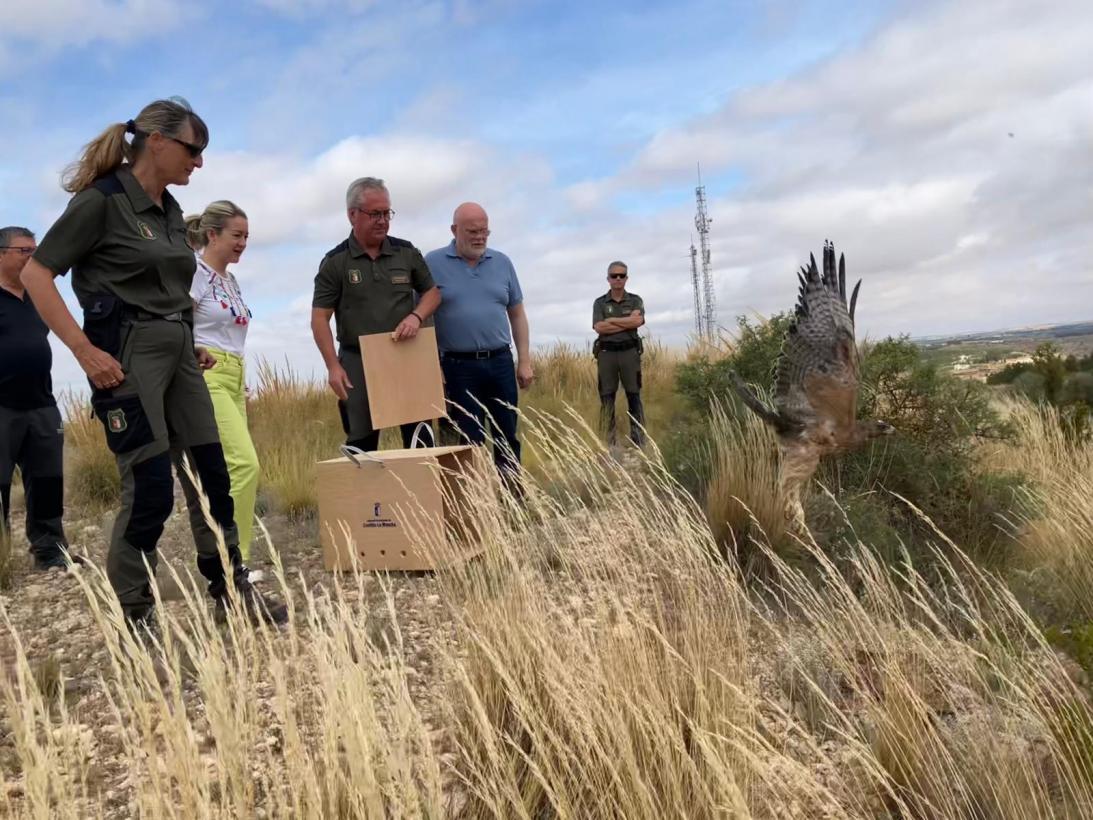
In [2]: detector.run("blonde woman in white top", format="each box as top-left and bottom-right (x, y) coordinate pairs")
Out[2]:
(182, 201), (260, 561)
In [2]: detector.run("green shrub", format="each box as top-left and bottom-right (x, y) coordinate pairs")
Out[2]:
(676, 314), (792, 413)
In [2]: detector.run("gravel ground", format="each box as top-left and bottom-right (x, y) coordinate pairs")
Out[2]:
(0, 496), (456, 815)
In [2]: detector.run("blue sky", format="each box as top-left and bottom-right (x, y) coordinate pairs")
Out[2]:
(3, 0), (1092, 390)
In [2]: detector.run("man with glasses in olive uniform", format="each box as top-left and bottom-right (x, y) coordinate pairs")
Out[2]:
(593, 261), (646, 446)
(311, 177), (441, 452)
(0, 227), (76, 570)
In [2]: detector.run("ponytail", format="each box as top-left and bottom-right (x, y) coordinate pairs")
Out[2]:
(185, 214), (207, 249)
(61, 122), (131, 193)
(59, 97), (209, 194)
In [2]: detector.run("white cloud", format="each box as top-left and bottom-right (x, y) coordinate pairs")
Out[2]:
(0, 0), (190, 73)
(579, 0), (1093, 340)
(26, 0), (1093, 396)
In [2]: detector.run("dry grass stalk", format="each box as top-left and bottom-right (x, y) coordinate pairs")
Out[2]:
(3, 389), (1093, 817)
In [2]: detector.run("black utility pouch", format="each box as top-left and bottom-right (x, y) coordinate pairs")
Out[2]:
(91, 394), (155, 455)
(82, 293), (126, 359)
(637, 337), (645, 356)
(592, 338), (602, 360)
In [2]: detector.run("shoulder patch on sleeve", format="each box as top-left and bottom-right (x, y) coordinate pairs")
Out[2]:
(91, 174), (124, 196)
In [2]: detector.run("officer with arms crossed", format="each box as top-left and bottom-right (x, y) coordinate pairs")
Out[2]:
(311, 177), (441, 452)
(0, 226), (76, 570)
(592, 261), (646, 447)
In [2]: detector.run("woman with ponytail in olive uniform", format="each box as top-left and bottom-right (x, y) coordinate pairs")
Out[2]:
(20, 98), (286, 631)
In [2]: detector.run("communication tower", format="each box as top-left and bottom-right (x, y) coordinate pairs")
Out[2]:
(694, 167), (716, 338)
(688, 237), (702, 335)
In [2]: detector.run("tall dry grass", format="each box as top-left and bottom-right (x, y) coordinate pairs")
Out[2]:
(60, 392), (119, 516)
(4, 402), (1093, 817)
(703, 400), (790, 568)
(988, 399), (1093, 622)
(247, 360), (346, 518)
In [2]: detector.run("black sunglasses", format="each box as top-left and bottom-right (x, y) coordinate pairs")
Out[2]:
(167, 135), (205, 158)
(609, 273), (628, 280)
(136, 127), (205, 158)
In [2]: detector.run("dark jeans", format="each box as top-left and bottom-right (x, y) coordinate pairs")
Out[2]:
(441, 350), (521, 478)
(0, 404), (68, 559)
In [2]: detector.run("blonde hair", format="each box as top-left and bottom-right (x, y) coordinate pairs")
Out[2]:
(185, 200), (247, 250)
(62, 97), (209, 194)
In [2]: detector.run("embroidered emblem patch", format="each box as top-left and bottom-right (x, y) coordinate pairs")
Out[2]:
(348, 269), (362, 284)
(107, 408), (127, 433)
(136, 220), (156, 240)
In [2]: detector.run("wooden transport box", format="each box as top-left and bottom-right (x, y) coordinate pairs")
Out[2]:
(316, 444), (485, 571)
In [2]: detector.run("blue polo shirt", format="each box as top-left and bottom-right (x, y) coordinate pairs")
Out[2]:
(425, 241), (523, 353)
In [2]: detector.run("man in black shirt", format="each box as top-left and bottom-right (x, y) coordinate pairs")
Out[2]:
(0, 226), (73, 569)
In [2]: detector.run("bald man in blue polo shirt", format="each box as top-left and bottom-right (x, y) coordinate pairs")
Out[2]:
(426, 203), (532, 484)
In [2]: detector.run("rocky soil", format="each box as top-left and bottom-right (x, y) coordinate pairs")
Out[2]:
(0, 496), (455, 817)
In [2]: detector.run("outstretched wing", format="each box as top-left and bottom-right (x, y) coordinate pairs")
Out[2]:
(773, 241), (862, 433)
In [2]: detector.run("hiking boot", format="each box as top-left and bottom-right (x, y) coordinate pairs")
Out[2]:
(214, 574), (288, 626)
(33, 550), (87, 572)
(126, 608), (161, 644)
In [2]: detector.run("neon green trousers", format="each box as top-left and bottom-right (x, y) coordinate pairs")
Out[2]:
(201, 347), (259, 560)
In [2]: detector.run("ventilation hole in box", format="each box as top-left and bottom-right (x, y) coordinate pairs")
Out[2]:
(400, 550), (407, 557)
(379, 550), (386, 556)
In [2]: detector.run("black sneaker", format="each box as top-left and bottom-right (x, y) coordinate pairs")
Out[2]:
(214, 575), (288, 626)
(126, 608), (161, 644)
(33, 551), (87, 571)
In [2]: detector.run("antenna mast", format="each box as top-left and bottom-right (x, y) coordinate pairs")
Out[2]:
(694, 165), (716, 338)
(688, 236), (702, 335)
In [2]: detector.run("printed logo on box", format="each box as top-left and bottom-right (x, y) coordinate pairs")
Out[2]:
(364, 500), (396, 528)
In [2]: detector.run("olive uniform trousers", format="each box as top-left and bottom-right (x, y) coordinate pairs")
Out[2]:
(597, 346), (645, 446)
(87, 308), (244, 618)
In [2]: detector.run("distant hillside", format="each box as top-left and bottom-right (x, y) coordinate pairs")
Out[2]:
(914, 321), (1093, 347)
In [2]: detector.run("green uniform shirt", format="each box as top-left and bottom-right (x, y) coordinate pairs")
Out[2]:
(33, 166), (195, 315)
(593, 290), (645, 341)
(312, 233), (435, 347)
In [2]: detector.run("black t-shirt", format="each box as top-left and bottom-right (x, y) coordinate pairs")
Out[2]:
(0, 287), (55, 410)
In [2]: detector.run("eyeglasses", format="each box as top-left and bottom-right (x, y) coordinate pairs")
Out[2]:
(0, 246), (35, 256)
(608, 273), (628, 280)
(167, 135), (205, 158)
(353, 208), (395, 222)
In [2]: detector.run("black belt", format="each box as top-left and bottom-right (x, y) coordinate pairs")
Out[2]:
(124, 308), (186, 322)
(340, 342), (360, 353)
(600, 339), (637, 352)
(443, 347), (510, 360)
